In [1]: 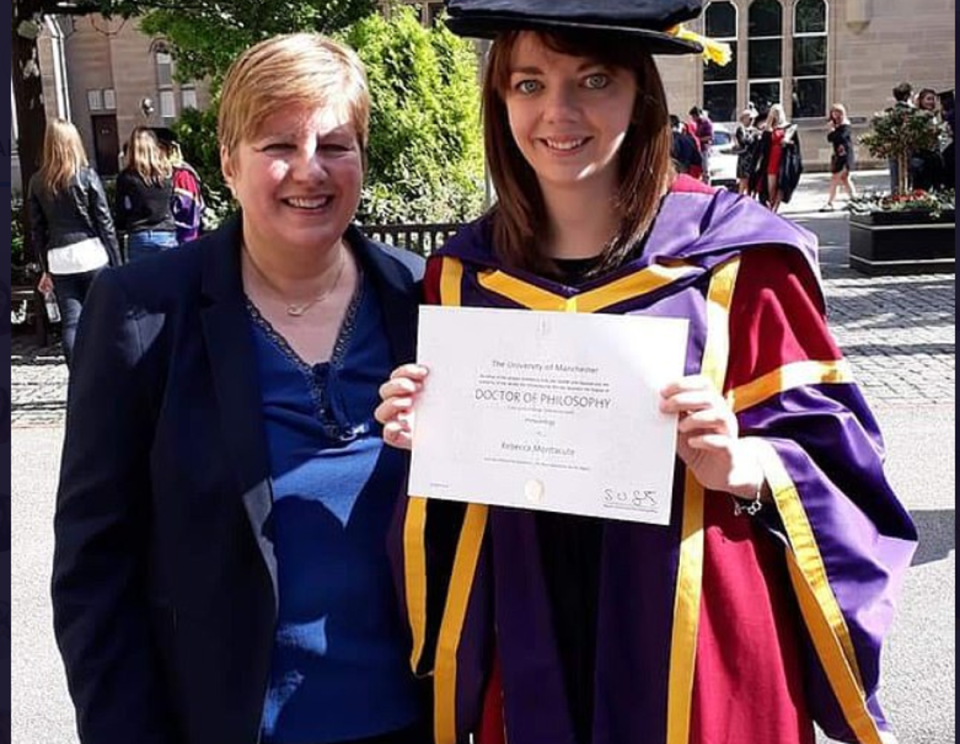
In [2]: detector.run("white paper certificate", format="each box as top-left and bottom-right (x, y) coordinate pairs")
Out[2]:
(408, 306), (689, 525)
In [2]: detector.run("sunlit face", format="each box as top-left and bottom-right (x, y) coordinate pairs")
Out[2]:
(221, 103), (363, 257)
(919, 92), (938, 111)
(502, 33), (637, 200)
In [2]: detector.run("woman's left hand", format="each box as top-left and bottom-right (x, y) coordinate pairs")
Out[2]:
(37, 272), (54, 295)
(659, 375), (765, 500)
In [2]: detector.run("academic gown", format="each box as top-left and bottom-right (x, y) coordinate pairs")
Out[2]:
(391, 177), (917, 744)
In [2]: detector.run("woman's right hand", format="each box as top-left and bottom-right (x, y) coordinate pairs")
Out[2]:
(374, 363), (429, 450)
(37, 272), (54, 295)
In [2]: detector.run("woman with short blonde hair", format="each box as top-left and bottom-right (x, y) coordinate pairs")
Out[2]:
(217, 33), (370, 160)
(27, 118), (120, 366)
(52, 32), (427, 744)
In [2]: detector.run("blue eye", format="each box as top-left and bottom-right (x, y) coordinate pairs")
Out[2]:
(583, 74), (610, 90)
(515, 79), (542, 95)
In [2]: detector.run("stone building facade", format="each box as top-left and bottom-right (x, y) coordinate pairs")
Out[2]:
(12, 0), (954, 193)
(657, 0), (955, 169)
(58, 14), (212, 177)
(13, 14), (210, 191)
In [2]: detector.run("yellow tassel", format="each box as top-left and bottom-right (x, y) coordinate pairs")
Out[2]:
(667, 24), (733, 66)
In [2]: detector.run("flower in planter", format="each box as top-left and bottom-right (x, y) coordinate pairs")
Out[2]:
(848, 188), (955, 219)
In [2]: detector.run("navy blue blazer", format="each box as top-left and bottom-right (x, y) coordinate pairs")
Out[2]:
(51, 216), (425, 744)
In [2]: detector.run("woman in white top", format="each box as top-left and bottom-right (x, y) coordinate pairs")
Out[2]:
(28, 118), (121, 366)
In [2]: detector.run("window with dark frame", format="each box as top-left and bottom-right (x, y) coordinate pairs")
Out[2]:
(156, 51), (176, 123)
(703, 1), (738, 122)
(426, 1), (445, 26)
(792, 0), (828, 118)
(748, 0), (783, 114)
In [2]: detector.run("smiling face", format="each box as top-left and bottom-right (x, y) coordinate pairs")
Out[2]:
(221, 103), (363, 258)
(502, 32), (637, 201)
(919, 91), (938, 111)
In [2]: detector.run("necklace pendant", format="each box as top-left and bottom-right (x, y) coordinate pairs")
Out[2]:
(286, 304), (308, 317)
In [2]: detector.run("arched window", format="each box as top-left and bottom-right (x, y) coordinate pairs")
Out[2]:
(748, 0), (783, 113)
(702, 1), (738, 121)
(793, 0), (828, 117)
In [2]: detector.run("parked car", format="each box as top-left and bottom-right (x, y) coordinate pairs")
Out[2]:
(707, 123), (738, 191)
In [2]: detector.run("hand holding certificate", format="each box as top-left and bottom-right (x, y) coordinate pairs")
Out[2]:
(405, 306), (689, 525)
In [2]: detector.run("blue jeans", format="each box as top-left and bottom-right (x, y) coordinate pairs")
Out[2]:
(52, 268), (104, 368)
(126, 230), (178, 262)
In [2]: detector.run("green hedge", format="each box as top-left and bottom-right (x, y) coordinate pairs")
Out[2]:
(344, 7), (485, 223)
(165, 8), (484, 227)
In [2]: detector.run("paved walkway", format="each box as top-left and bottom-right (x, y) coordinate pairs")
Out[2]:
(9, 171), (955, 744)
(10, 170), (954, 426)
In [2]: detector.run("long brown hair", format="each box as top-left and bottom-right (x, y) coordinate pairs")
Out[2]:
(38, 119), (88, 195)
(483, 30), (675, 276)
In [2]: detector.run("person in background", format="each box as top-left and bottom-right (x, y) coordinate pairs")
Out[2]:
(688, 105), (714, 182)
(917, 87), (938, 113)
(888, 81), (914, 193)
(51, 33), (427, 744)
(670, 113), (702, 178)
(27, 118), (121, 367)
(939, 89), (955, 189)
(115, 127), (178, 261)
(751, 102), (800, 211)
(154, 128), (206, 243)
(733, 106), (760, 195)
(910, 87), (945, 191)
(376, 1), (916, 743)
(822, 102), (857, 211)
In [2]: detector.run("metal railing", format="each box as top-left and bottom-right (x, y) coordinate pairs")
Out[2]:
(360, 222), (463, 257)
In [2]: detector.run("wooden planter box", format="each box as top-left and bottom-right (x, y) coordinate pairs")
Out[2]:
(848, 210), (955, 275)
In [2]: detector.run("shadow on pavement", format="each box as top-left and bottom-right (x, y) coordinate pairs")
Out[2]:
(11, 331), (63, 367)
(909, 509), (955, 567)
(825, 280), (955, 332)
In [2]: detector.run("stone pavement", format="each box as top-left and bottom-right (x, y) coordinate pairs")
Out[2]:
(9, 171), (955, 744)
(12, 169), (953, 423)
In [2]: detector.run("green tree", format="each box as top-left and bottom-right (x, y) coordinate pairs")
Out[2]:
(139, 0), (377, 82)
(153, 4), (484, 224)
(860, 107), (945, 195)
(344, 7), (484, 223)
(14, 1), (483, 230)
(12, 0), (376, 241)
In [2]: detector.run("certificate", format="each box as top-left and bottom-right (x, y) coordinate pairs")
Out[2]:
(408, 306), (689, 525)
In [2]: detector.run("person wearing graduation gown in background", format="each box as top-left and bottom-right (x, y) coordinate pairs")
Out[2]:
(376, 2), (917, 743)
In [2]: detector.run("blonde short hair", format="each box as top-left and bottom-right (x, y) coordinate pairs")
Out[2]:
(218, 33), (370, 157)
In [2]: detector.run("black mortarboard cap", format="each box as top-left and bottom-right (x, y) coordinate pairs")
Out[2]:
(148, 127), (178, 148)
(444, 0), (705, 55)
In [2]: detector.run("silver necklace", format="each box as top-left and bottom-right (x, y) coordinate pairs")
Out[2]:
(245, 244), (349, 317)
(285, 249), (347, 316)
